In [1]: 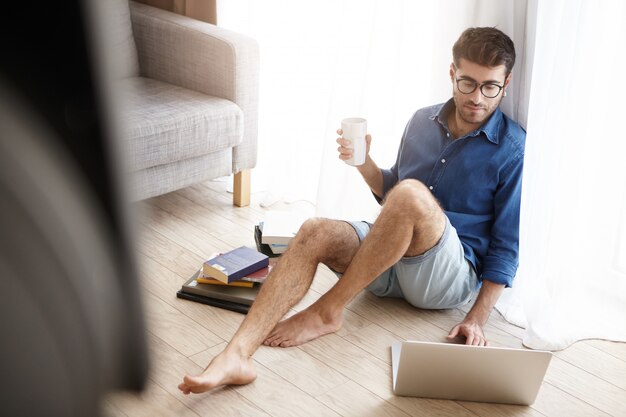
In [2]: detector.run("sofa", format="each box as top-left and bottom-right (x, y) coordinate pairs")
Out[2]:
(110, 0), (259, 205)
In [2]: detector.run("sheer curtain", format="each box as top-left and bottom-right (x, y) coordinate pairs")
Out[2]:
(495, 0), (626, 350)
(217, 0), (527, 218)
(217, 0), (626, 350)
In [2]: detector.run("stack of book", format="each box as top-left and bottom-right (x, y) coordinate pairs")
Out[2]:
(176, 246), (274, 314)
(254, 210), (308, 257)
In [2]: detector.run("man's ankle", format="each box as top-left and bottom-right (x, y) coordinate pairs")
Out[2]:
(223, 341), (254, 361)
(309, 303), (343, 325)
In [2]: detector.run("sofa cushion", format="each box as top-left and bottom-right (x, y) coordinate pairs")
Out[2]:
(120, 77), (243, 172)
(130, 148), (233, 200)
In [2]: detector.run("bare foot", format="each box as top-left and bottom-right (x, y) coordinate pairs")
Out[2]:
(263, 308), (342, 347)
(178, 350), (257, 395)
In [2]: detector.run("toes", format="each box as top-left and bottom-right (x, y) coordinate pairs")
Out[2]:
(182, 375), (213, 393)
(178, 380), (195, 395)
(264, 334), (279, 346)
(270, 336), (287, 347)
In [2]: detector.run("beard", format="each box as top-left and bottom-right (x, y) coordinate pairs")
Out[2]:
(452, 91), (501, 126)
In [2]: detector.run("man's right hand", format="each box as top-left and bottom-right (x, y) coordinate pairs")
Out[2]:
(336, 129), (371, 163)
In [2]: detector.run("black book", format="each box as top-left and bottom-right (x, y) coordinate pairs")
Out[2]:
(180, 270), (259, 305)
(176, 291), (250, 314)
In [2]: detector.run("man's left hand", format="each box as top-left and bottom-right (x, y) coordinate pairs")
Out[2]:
(447, 320), (488, 346)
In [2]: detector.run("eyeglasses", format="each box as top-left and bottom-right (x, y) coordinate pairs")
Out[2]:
(455, 78), (504, 99)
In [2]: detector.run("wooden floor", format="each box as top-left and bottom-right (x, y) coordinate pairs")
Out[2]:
(104, 180), (626, 417)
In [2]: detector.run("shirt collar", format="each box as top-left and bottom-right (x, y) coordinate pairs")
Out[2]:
(431, 98), (502, 144)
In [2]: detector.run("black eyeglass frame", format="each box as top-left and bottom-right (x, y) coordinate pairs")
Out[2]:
(451, 63), (506, 99)
(454, 77), (504, 98)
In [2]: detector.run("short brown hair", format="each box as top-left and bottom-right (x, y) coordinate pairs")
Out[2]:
(453, 27), (516, 75)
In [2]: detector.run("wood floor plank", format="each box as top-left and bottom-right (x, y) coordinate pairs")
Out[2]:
(316, 380), (412, 417)
(300, 333), (478, 417)
(140, 203), (232, 261)
(290, 286), (371, 338)
(553, 341), (626, 390)
(531, 382), (611, 417)
(341, 322), (403, 364)
(458, 401), (547, 417)
(105, 380), (200, 417)
(309, 264), (341, 295)
(112, 182), (625, 417)
(189, 343), (342, 417)
(142, 290), (223, 357)
(180, 183), (264, 229)
(345, 291), (454, 343)
(140, 256), (246, 343)
(252, 345), (349, 398)
(300, 333), (392, 399)
(388, 396), (480, 417)
(137, 223), (203, 277)
(544, 354), (626, 417)
(587, 339), (626, 362)
(237, 365), (342, 417)
(150, 192), (241, 238)
(146, 333), (269, 416)
(101, 398), (129, 417)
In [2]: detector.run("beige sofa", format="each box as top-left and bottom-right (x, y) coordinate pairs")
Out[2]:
(110, 0), (259, 205)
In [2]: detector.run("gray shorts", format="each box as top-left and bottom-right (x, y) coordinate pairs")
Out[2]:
(346, 217), (478, 309)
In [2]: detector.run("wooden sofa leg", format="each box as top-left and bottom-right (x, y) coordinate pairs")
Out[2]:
(233, 170), (251, 207)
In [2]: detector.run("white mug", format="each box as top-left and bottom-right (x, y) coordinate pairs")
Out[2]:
(341, 117), (367, 166)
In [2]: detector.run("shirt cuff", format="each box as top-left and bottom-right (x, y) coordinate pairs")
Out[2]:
(376, 168), (397, 204)
(480, 273), (514, 288)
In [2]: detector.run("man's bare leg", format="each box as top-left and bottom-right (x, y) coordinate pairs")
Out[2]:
(264, 179), (446, 347)
(178, 218), (361, 394)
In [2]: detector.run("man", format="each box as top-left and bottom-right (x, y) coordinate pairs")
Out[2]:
(179, 26), (525, 394)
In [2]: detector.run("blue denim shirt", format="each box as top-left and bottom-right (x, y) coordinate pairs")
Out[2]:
(379, 99), (526, 288)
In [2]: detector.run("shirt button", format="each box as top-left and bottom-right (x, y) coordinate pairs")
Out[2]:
(429, 186), (433, 190)
(441, 158), (446, 163)
(446, 132), (450, 137)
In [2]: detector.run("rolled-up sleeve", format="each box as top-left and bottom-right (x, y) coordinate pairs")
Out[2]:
(480, 151), (524, 287)
(377, 166), (399, 204)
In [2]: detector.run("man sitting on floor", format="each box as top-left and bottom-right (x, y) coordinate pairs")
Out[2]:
(179, 26), (525, 394)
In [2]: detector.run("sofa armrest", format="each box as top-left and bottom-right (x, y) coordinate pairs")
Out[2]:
(129, 1), (259, 172)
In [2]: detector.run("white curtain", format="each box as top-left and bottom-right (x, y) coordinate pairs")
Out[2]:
(218, 0), (626, 350)
(217, 0), (528, 218)
(495, 0), (626, 350)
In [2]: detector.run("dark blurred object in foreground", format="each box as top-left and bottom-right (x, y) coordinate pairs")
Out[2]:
(0, 1), (148, 416)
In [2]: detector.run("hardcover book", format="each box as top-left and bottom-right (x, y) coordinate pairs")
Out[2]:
(176, 291), (250, 314)
(200, 252), (276, 284)
(181, 270), (259, 306)
(196, 275), (255, 288)
(260, 211), (308, 245)
(239, 260), (275, 283)
(203, 246), (269, 284)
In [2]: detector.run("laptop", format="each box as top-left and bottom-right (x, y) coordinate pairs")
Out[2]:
(391, 340), (552, 405)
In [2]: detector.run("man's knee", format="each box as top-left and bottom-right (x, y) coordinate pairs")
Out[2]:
(292, 218), (359, 268)
(385, 179), (440, 214)
(297, 217), (327, 238)
(292, 218), (334, 251)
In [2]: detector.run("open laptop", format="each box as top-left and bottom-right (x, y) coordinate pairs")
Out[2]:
(391, 340), (552, 405)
